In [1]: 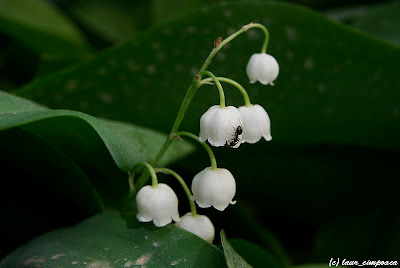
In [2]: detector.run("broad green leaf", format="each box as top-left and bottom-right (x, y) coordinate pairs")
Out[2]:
(229, 239), (282, 268)
(0, 90), (192, 171)
(221, 230), (252, 268)
(16, 1), (400, 149)
(0, 211), (226, 268)
(0, 127), (103, 258)
(0, 90), (194, 208)
(0, 0), (89, 56)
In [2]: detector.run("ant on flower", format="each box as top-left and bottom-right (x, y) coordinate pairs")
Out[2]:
(225, 123), (243, 148)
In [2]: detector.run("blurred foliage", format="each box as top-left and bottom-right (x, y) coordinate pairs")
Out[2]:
(326, 1), (400, 45)
(0, 0), (399, 266)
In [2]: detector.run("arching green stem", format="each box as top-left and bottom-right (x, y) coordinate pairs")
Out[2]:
(245, 23), (270, 53)
(175, 131), (217, 170)
(135, 22), (270, 190)
(128, 171), (135, 192)
(201, 77), (251, 107)
(198, 71), (225, 107)
(134, 162), (158, 188)
(199, 22), (270, 74)
(135, 77), (200, 190)
(156, 168), (197, 217)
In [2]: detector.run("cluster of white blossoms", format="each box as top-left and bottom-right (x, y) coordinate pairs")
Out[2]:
(133, 22), (279, 244)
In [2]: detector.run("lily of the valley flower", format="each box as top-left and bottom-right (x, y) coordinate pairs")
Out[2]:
(136, 183), (180, 227)
(191, 167), (236, 211)
(246, 53), (279, 85)
(175, 212), (215, 243)
(199, 105), (244, 147)
(238, 104), (272, 143)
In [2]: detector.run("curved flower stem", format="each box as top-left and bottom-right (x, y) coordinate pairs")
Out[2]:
(135, 77), (200, 190)
(245, 23), (270, 54)
(135, 22), (269, 190)
(128, 171), (135, 192)
(175, 131), (217, 170)
(199, 22), (269, 74)
(134, 162), (158, 188)
(201, 77), (251, 107)
(198, 71), (225, 107)
(156, 168), (197, 217)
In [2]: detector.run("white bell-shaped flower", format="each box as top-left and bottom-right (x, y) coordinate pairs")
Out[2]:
(136, 183), (180, 227)
(191, 167), (236, 211)
(175, 212), (215, 243)
(238, 104), (272, 143)
(199, 105), (244, 147)
(246, 53), (279, 85)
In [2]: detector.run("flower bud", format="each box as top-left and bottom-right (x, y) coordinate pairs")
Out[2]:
(175, 213), (215, 243)
(136, 183), (180, 227)
(238, 104), (272, 143)
(199, 105), (244, 148)
(191, 167), (236, 211)
(246, 53), (279, 85)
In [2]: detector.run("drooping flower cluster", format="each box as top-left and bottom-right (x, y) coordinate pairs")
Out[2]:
(133, 22), (279, 244)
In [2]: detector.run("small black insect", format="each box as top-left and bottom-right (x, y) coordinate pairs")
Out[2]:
(235, 125), (243, 136)
(226, 136), (241, 147)
(226, 122), (244, 148)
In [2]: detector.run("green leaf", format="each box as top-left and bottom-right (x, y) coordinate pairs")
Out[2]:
(0, 0), (90, 56)
(0, 90), (194, 208)
(1, 211), (226, 267)
(0, 90), (192, 171)
(221, 230), (252, 268)
(16, 1), (400, 149)
(229, 239), (282, 268)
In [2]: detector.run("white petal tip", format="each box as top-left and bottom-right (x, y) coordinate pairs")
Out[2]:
(154, 221), (170, 227)
(230, 200), (237, 205)
(137, 216), (151, 223)
(196, 201), (211, 209)
(264, 135), (272, 141)
(214, 206), (227, 211)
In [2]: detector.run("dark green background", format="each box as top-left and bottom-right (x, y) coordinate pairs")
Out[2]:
(0, 0), (399, 267)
